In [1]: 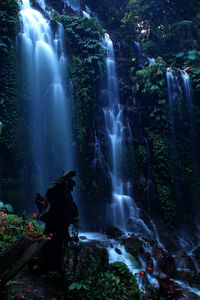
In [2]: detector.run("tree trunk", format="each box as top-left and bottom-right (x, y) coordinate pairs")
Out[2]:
(0, 233), (47, 284)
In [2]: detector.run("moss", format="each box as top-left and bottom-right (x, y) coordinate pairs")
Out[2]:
(121, 145), (137, 178)
(135, 145), (148, 176)
(150, 134), (176, 226)
(135, 66), (177, 225)
(61, 16), (104, 155)
(59, 16), (109, 226)
(66, 247), (140, 300)
(0, 0), (24, 209)
(0, 0), (21, 160)
(0, 0), (20, 54)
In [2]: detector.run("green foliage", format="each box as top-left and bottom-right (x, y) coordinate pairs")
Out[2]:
(0, 210), (43, 251)
(67, 257), (140, 300)
(157, 184), (176, 223)
(0, 0), (24, 211)
(0, 121), (3, 135)
(173, 50), (200, 69)
(191, 67), (200, 92)
(120, 0), (199, 58)
(149, 133), (175, 226)
(60, 16), (104, 154)
(121, 146), (137, 178)
(0, 0), (20, 54)
(135, 145), (147, 175)
(0, 48), (23, 161)
(0, 177), (24, 209)
(135, 62), (176, 225)
(135, 59), (166, 99)
(84, 0), (129, 30)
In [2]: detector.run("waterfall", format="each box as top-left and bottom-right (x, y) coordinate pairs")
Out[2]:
(166, 67), (181, 114)
(92, 130), (104, 170)
(134, 41), (145, 69)
(181, 70), (198, 162)
(102, 33), (151, 235)
(82, 10), (90, 19)
(103, 33), (125, 228)
(166, 67), (183, 206)
(132, 85), (136, 105)
(19, 0), (74, 198)
(147, 57), (155, 65)
(64, 0), (81, 12)
(166, 67), (181, 150)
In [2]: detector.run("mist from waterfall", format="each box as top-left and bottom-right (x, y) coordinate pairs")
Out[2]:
(18, 0), (74, 200)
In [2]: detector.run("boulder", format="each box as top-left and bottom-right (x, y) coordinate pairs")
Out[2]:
(152, 245), (176, 276)
(121, 235), (144, 256)
(104, 225), (123, 238)
(115, 247), (122, 255)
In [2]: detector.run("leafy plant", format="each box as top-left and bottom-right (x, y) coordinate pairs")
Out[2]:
(0, 205), (43, 251)
(67, 259), (140, 300)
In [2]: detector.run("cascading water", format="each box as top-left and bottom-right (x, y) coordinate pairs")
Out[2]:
(134, 41), (145, 69)
(103, 33), (126, 228)
(147, 57), (155, 65)
(64, 0), (81, 12)
(181, 70), (199, 164)
(102, 33), (151, 235)
(92, 130), (104, 170)
(181, 70), (193, 110)
(82, 10), (90, 19)
(166, 67), (182, 204)
(166, 67), (181, 115)
(19, 0), (74, 198)
(132, 85), (136, 105)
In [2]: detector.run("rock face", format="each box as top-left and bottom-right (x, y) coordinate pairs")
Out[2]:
(37, 171), (79, 271)
(45, 0), (65, 13)
(121, 235), (144, 256)
(152, 245), (176, 276)
(104, 225), (123, 238)
(68, 243), (109, 274)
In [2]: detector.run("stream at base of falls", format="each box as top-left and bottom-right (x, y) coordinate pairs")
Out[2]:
(77, 232), (200, 298)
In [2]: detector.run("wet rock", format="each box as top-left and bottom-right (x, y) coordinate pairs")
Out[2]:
(67, 243), (109, 274)
(127, 104), (138, 115)
(175, 270), (200, 287)
(79, 236), (87, 240)
(137, 175), (146, 188)
(104, 225), (123, 238)
(121, 236), (144, 256)
(193, 245), (200, 265)
(152, 245), (176, 276)
(115, 247), (122, 255)
(142, 251), (153, 267)
(175, 251), (198, 272)
(46, 0), (64, 14)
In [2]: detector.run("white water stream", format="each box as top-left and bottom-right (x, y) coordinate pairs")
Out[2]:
(19, 0), (74, 195)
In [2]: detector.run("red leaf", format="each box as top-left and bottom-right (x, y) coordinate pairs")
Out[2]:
(25, 286), (31, 293)
(140, 271), (145, 275)
(31, 212), (37, 219)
